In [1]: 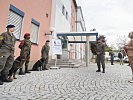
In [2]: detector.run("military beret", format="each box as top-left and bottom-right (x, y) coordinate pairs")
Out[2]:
(46, 40), (50, 42)
(6, 24), (15, 28)
(24, 33), (30, 37)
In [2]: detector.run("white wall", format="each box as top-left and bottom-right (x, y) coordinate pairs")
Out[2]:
(50, 0), (72, 59)
(54, 0), (71, 33)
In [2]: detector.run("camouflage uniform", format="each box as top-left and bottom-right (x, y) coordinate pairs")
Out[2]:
(96, 40), (105, 73)
(41, 43), (50, 70)
(19, 38), (31, 74)
(0, 32), (16, 82)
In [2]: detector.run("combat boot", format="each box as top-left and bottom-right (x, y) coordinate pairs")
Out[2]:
(2, 75), (12, 82)
(25, 67), (31, 73)
(102, 68), (105, 73)
(0, 76), (3, 85)
(25, 70), (31, 73)
(96, 68), (101, 72)
(0, 80), (3, 85)
(19, 68), (25, 75)
(13, 73), (17, 79)
(42, 64), (48, 70)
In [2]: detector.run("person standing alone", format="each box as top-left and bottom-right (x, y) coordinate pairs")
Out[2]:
(96, 38), (105, 73)
(118, 50), (124, 65)
(109, 50), (114, 65)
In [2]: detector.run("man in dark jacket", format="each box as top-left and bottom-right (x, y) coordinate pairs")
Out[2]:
(41, 40), (50, 70)
(109, 50), (114, 65)
(0, 25), (16, 85)
(118, 50), (124, 65)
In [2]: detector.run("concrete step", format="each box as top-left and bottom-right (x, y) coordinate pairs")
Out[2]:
(48, 62), (75, 65)
(48, 59), (84, 68)
(48, 61), (73, 64)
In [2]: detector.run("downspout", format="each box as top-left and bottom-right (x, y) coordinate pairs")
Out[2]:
(75, 6), (78, 60)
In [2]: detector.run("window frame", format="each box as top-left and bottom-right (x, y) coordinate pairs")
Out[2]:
(62, 5), (65, 15)
(8, 4), (24, 40)
(30, 18), (40, 45)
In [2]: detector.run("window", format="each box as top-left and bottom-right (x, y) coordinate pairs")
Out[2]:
(8, 4), (24, 40)
(30, 18), (40, 44)
(62, 5), (65, 15)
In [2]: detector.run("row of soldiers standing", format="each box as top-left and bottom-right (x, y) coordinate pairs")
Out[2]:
(0, 24), (50, 85)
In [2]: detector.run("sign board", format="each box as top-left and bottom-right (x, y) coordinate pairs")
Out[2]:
(52, 39), (62, 55)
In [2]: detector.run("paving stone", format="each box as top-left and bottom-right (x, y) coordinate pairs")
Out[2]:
(0, 63), (133, 100)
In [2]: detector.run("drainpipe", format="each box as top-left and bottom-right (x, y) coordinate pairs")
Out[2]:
(75, 7), (78, 32)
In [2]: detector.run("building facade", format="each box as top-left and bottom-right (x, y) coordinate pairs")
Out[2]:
(74, 6), (86, 60)
(0, 0), (52, 61)
(0, 0), (86, 62)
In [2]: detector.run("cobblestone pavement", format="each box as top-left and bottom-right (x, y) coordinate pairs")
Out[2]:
(0, 63), (133, 100)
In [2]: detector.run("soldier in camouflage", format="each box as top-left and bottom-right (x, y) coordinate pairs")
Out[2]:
(41, 40), (50, 70)
(19, 33), (32, 75)
(0, 25), (16, 85)
(96, 38), (106, 73)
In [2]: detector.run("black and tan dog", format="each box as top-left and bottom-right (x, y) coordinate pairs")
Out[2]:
(8, 56), (22, 79)
(32, 58), (45, 71)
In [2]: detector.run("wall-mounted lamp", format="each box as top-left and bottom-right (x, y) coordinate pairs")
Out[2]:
(45, 31), (52, 35)
(45, 27), (55, 36)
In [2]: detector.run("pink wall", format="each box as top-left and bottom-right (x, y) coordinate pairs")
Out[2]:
(71, 0), (77, 32)
(0, 0), (52, 61)
(69, 0), (77, 59)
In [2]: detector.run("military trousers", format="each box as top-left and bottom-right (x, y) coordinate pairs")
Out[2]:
(0, 49), (14, 76)
(96, 54), (105, 70)
(19, 55), (30, 71)
(41, 57), (49, 69)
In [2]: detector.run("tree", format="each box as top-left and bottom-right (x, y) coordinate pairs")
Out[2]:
(116, 35), (128, 49)
(105, 46), (113, 52)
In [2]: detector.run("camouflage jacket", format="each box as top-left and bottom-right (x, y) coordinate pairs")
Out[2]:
(19, 39), (31, 57)
(41, 44), (50, 59)
(96, 42), (105, 55)
(0, 32), (16, 51)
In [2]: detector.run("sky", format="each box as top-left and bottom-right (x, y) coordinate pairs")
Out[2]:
(76, 0), (133, 48)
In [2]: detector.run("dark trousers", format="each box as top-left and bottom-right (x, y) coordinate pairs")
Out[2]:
(41, 58), (48, 70)
(96, 54), (105, 70)
(110, 56), (114, 65)
(111, 60), (114, 65)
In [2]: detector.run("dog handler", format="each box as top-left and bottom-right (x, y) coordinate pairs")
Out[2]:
(0, 25), (16, 85)
(19, 33), (32, 75)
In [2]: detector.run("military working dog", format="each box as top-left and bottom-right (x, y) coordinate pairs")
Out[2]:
(32, 58), (44, 71)
(8, 56), (22, 79)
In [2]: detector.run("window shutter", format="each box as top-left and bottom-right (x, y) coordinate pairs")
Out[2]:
(8, 11), (23, 39)
(30, 23), (39, 44)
